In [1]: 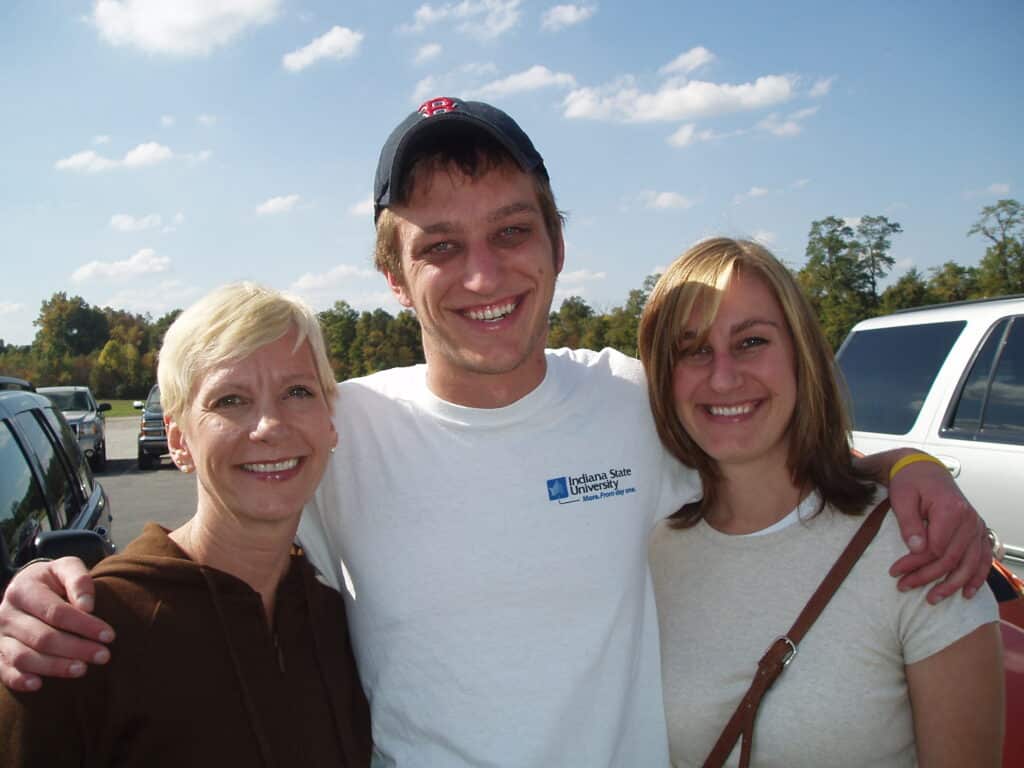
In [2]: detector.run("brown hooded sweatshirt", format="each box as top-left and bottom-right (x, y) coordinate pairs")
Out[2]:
(0, 523), (372, 767)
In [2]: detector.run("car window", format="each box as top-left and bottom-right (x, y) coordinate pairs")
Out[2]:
(145, 385), (162, 413)
(43, 391), (91, 411)
(984, 318), (1024, 437)
(946, 317), (1024, 443)
(837, 320), (965, 435)
(40, 406), (93, 497)
(13, 411), (78, 528)
(0, 421), (51, 570)
(948, 319), (1008, 434)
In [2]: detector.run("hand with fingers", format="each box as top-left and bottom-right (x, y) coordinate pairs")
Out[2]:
(885, 454), (992, 604)
(0, 558), (115, 692)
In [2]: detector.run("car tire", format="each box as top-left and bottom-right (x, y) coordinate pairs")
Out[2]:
(92, 442), (107, 473)
(138, 450), (154, 470)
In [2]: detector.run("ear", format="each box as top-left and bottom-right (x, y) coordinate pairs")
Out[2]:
(385, 270), (414, 308)
(554, 232), (565, 276)
(165, 416), (192, 470)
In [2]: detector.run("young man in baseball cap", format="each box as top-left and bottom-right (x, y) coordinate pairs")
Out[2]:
(0, 97), (992, 767)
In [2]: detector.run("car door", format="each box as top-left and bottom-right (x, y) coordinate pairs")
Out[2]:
(923, 316), (1024, 561)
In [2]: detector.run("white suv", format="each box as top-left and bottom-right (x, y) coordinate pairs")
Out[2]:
(836, 296), (1024, 568)
(36, 386), (111, 472)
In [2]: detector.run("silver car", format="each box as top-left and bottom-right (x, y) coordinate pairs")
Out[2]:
(36, 386), (111, 472)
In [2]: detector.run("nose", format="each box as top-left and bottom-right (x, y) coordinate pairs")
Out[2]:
(708, 351), (742, 392)
(462, 241), (502, 295)
(248, 404), (287, 442)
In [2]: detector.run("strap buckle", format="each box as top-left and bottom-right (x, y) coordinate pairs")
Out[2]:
(772, 635), (798, 667)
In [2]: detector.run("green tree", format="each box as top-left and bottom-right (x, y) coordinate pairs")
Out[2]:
(33, 293), (109, 382)
(91, 339), (142, 398)
(798, 217), (867, 348)
(854, 215), (903, 306)
(320, 301), (359, 381)
(548, 296), (595, 349)
(968, 199), (1024, 297)
(879, 268), (932, 313)
(927, 261), (977, 303)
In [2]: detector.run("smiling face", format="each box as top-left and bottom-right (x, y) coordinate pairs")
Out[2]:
(167, 328), (337, 526)
(386, 163), (564, 407)
(671, 269), (797, 475)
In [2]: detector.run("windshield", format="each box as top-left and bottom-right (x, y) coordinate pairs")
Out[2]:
(43, 391), (91, 412)
(145, 386), (163, 414)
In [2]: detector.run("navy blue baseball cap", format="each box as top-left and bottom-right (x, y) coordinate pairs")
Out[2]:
(373, 96), (548, 223)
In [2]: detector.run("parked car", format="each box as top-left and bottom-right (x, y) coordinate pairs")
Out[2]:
(135, 384), (168, 469)
(36, 385), (111, 472)
(0, 376), (34, 392)
(0, 390), (115, 594)
(836, 295), (1024, 570)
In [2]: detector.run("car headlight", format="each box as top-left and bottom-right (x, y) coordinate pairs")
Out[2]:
(80, 421), (97, 436)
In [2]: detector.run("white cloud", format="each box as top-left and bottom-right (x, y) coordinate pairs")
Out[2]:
(103, 280), (201, 316)
(667, 123), (722, 147)
(55, 150), (118, 173)
(256, 194), (301, 215)
(184, 149), (213, 166)
(757, 105), (817, 137)
(660, 46), (715, 76)
(161, 115), (175, 126)
(541, 4), (596, 32)
(402, 0), (521, 40)
(196, 113), (218, 126)
(283, 25), (363, 72)
(72, 248), (171, 282)
(415, 42), (442, 64)
(91, 0), (279, 56)
(642, 190), (696, 210)
(93, 134), (111, 144)
(809, 76), (835, 98)
(122, 141), (173, 167)
(110, 213), (162, 232)
(472, 65), (576, 98)
(57, 142), (174, 172)
(564, 74), (795, 122)
(559, 268), (606, 283)
(791, 178), (811, 189)
(988, 182), (1011, 195)
(733, 186), (769, 204)
(291, 264), (377, 292)
(752, 230), (776, 246)
(349, 197), (374, 217)
(174, 212), (185, 224)
(411, 62), (498, 103)
(0, 302), (24, 316)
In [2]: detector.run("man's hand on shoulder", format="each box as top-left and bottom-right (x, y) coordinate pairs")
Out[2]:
(0, 558), (115, 692)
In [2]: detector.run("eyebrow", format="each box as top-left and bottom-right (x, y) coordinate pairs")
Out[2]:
(413, 201), (540, 237)
(680, 317), (780, 339)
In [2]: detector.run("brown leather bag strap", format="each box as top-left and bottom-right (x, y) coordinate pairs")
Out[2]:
(701, 497), (891, 768)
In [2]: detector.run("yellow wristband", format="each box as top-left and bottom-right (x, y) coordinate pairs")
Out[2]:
(888, 452), (948, 482)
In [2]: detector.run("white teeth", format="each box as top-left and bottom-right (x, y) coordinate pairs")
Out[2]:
(708, 403), (754, 416)
(242, 458), (299, 473)
(466, 301), (517, 322)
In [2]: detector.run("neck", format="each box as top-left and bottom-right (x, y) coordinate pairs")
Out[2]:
(706, 458), (806, 535)
(169, 503), (299, 622)
(425, 349), (548, 408)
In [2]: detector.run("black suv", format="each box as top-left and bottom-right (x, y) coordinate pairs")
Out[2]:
(0, 391), (115, 593)
(135, 384), (168, 469)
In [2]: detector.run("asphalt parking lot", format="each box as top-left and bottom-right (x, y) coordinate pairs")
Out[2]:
(100, 416), (195, 550)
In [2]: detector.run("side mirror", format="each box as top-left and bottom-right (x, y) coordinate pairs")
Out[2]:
(98, 403), (112, 412)
(133, 401), (145, 409)
(34, 530), (115, 569)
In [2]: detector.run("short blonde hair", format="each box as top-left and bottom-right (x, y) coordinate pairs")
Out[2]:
(157, 282), (337, 422)
(638, 237), (872, 526)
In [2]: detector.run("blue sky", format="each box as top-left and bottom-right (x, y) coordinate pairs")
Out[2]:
(1, 0), (1020, 346)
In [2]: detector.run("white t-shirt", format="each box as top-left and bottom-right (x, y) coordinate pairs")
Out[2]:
(649, 492), (999, 768)
(299, 348), (699, 767)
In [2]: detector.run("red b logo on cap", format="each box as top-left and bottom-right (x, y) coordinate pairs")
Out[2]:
(418, 97), (459, 118)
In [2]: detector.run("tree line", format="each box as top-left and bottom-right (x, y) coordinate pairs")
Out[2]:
(2, 200), (1020, 398)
